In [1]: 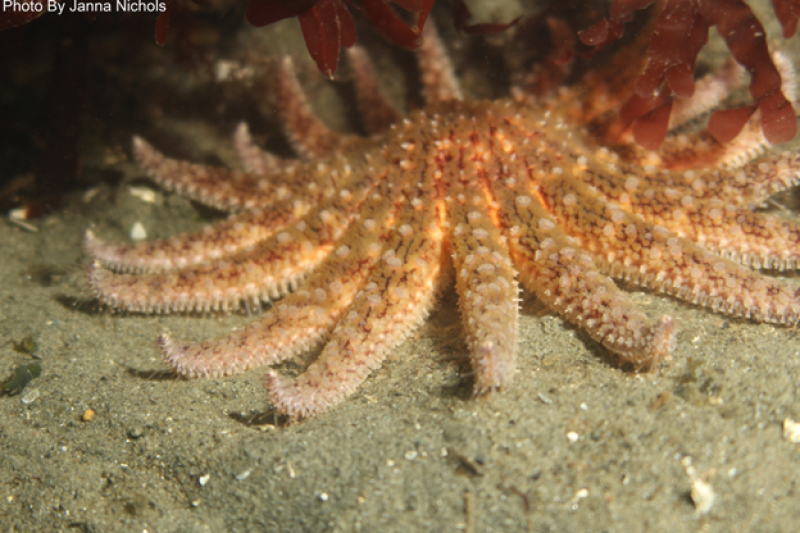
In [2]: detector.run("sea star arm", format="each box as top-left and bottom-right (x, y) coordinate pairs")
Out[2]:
(265, 164), (445, 418)
(446, 166), (520, 393)
(541, 171), (800, 325)
(418, 22), (463, 103)
(576, 145), (800, 211)
(88, 218), (329, 313)
(87, 162), (385, 311)
(233, 122), (289, 176)
(159, 175), (407, 377)
(623, 187), (800, 271)
(489, 160), (675, 368)
(133, 137), (277, 211)
(273, 57), (362, 160)
(655, 128), (764, 171)
(89, 134), (369, 273)
(687, 205), (800, 270)
(345, 46), (403, 134)
(571, 146), (800, 268)
(84, 204), (301, 273)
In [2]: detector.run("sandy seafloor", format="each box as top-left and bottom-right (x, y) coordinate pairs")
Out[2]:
(2, 1), (800, 531)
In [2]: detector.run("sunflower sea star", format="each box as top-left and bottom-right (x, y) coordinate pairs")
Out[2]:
(86, 24), (800, 419)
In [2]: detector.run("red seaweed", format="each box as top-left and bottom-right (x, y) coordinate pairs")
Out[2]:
(154, 0), (173, 46)
(0, 0), (434, 78)
(297, 0), (356, 78)
(246, 0), (435, 77)
(772, 0), (800, 37)
(581, 0), (799, 148)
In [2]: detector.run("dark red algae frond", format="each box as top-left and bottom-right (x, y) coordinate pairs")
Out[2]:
(246, 0), (435, 77)
(0, 0), (435, 79)
(580, 0), (799, 150)
(772, 0), (800, 37)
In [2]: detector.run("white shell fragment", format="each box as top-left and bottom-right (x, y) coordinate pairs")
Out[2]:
(130, 222), (147, 241)
(128, 186), (158, 204)
(8, 208), (38, 232)
(783, 418), (800, 443)
(690, 479), (715, 515)
(20, 389), (40, 404)
(682, 455), (714, 515)
(9, 207), (30, 220)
